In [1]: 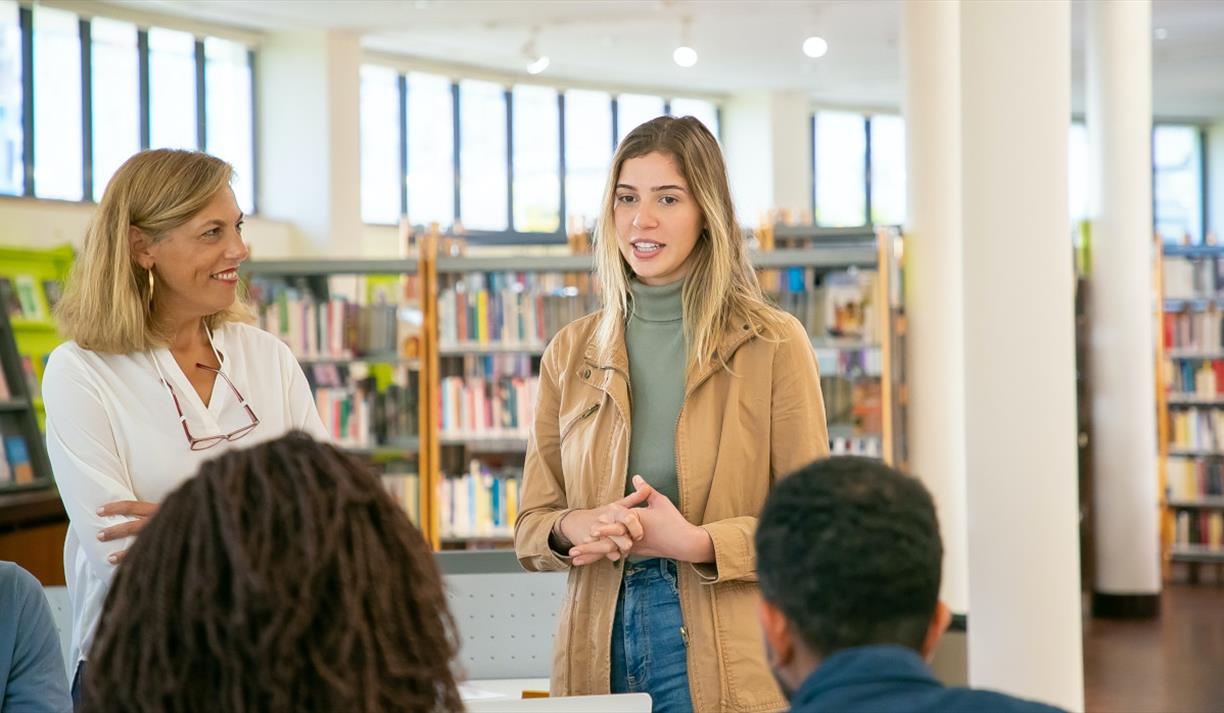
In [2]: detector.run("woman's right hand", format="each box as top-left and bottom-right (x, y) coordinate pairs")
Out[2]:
(96, 500), (159, 564)
(560, 486), (650, 566)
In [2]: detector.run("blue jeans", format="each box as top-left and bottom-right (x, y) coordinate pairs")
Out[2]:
(610, 558), (694, 713)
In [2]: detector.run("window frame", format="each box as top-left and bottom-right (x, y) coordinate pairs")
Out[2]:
(6, 6), (257, 211)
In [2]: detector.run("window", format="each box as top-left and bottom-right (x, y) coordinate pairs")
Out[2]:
(814, 111), (866, 227)
(459, 79), (508, 231)
(0, 0), (21, 195)
(564, 89), (612, 228)
(1068, 122), (1088, 226)
(868, 114), (905, 226)
(205, 37), (254, 213)
(1154, 125), (1203, 244)
(359, 64), (400, 225)
(33, 5), (82, 200)
(669, 97), (719, 138)
(616, 93), (664, 144)
(512, 84), (559, 233)
(406, 71), (453, 229)
(91, 17), (139, 201)
(148, 27), (197, 150)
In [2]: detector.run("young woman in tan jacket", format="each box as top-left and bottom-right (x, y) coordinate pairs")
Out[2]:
(514, 116), (829, 713)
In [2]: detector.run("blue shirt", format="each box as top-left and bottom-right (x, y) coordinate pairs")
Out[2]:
(789, 645), (1067, 713)
(0, 562), (71, 712)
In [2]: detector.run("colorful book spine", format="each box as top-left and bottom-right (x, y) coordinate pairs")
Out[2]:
(439, 461), (521, 538)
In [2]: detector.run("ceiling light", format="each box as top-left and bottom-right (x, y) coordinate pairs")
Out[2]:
(522, 30), (548, 75)
(674, 15), (697, 68)
(803, 36), (828, 58)
(1154, 27), (1168, 40)
(526, 55), (550, 75)
(673, 46), (698, 68)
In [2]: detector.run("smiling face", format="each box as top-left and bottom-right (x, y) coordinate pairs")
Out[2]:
(133, 187), (248, 326)
(613, 151), (704, 286)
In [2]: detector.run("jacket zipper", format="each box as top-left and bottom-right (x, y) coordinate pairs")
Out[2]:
(560, 402), (600, 441)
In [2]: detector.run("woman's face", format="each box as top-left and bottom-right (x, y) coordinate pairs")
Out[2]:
(140, 187), (248, 324)
(613, 151), (703, 286)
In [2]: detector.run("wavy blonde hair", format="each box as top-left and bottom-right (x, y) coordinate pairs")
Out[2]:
(594, 116), (786, 375)
(55, 149), (254, 353)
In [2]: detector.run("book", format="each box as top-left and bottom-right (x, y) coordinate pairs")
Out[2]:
(41, 279), (63, 311)
(13, 275), (43, 320)
(0, 278), (22, 319)
(439, 460), (521, 539)
(2, 435), (33, 484)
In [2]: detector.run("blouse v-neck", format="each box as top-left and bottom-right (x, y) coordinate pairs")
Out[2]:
(150, 325), (228, 419)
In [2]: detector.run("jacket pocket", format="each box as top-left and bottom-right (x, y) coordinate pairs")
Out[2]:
(713, 581), (786, 711)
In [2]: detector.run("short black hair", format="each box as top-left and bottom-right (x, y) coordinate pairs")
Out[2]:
(756, 456), (942, 657)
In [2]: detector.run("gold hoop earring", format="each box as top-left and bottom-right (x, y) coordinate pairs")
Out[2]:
(147, 269), (155, 309)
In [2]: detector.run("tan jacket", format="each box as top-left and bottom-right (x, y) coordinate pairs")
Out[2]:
(514, 309), (829, 713)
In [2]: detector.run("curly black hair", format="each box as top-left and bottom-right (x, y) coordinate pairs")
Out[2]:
(84, 431), (461, 712)
(755, 456), (943, 658)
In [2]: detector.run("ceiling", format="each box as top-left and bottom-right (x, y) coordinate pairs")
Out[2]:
(105, 0), (1224, 120)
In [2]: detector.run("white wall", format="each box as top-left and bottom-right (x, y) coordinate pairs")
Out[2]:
(0, 196), (298, 256)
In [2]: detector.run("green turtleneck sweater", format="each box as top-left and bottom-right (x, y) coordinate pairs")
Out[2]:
(624, 278), (686, 511)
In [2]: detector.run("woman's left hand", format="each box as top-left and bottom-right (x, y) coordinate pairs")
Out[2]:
(575, 475), (714, 564)
(96, 500), (159, 564)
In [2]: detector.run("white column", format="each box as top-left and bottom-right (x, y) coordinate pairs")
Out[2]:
(257, 30), (362, 256)
(723, 91), (811, 225)
(901, 0), (969, 616)
(1086, 0), (1160, 605)
(1208, 121), (1224, 240)
(769, 91), (814, 219)
(959, 1), (1084, 710)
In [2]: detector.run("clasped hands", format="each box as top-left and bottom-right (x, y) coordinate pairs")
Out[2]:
(559, 475), (714, 566)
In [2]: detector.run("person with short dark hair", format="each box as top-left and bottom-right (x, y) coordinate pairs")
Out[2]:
(83, 431), (461, 713)
(755, 456), (1065, 713)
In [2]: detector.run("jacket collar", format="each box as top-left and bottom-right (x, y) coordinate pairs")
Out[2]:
(790, 645), (941, 709)
(581, 311), (757, 389)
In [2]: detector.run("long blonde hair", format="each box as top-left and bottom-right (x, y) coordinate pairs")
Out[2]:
(55, 149), (254, 353)
(594, 116), (785, 375)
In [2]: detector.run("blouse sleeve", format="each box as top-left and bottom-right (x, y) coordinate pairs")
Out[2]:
(42, 348), (140, 585)
(278, 341), (329, 442)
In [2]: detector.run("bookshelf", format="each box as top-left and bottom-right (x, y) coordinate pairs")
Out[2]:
(0, 245), (74, 429)
(1157, 240), (1224, 581)
(242, 248), (430, 539)
(0, 279), (55, 493)
(243, 224), (907, 552)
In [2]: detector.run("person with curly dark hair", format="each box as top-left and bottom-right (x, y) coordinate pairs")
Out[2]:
(82, 431), (461, 713)
(755, 456), (1064, 713)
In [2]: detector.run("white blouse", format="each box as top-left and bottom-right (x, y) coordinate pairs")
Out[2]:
(42, 321), (327, 669)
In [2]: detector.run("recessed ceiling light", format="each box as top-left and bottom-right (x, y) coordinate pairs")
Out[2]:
(803, 36), (829, 58)
(673, 45), (698, 68)
(1154, 27), (1168, 40)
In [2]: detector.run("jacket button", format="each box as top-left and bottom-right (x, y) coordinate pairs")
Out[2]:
(581, 368), (591, 379)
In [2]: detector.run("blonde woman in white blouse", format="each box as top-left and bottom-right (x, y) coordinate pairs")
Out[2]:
(43, 149), (327, 702)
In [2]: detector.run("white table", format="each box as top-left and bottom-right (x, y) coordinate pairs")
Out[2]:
(463, 679), (652, 712)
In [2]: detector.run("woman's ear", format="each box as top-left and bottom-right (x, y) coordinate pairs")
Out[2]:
(128, 227), (154, 270)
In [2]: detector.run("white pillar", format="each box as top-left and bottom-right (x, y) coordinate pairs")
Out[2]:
(769, 91), (814, 219)
(257, 30), (362, 255)
(723, 91), (811, 225)
(901, 0), (969, 616)
(959, 1), (1084, 709)
(1086, 0), (1161, 610)
(1208, 121), (1224, 240)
